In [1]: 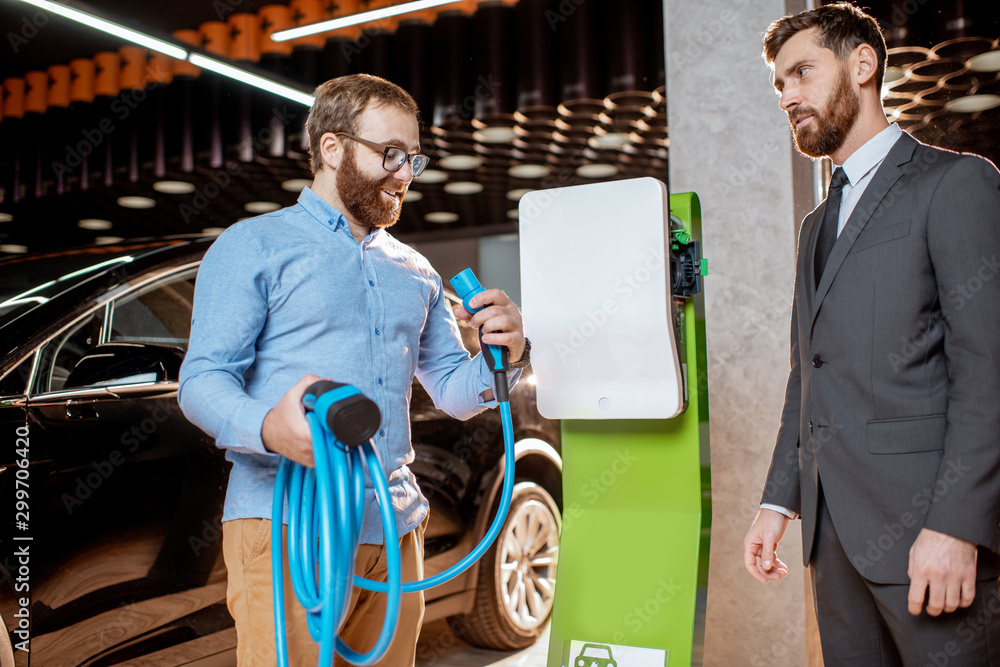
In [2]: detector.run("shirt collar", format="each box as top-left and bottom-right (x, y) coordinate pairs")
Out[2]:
(297, 186), (384, 243)
(297, 186), (347, 230)
(837, 123), (902, 187)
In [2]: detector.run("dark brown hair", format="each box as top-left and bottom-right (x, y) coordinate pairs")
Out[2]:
(305, 74), (419, 175)
(762, 3), (887, 89)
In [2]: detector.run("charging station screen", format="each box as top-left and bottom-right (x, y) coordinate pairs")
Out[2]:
(519, 177), (685, 420)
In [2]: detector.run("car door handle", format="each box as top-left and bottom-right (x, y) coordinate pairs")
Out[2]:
(66, 399), (99, 420)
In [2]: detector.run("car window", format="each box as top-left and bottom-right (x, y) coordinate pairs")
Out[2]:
(0, 352), (34, 397)
(33, 308), (106, 394)
(108, 273), (195, 348)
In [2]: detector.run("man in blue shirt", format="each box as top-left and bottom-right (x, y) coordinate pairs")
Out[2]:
(179, 74), (526, 666)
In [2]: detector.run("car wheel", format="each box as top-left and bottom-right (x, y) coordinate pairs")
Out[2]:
(452, 481), (560, 650)
(0, 612), (14, 667)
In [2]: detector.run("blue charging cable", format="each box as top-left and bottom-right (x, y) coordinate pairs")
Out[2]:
(272, 382), (401, 666)
(272, 269), (518, 666)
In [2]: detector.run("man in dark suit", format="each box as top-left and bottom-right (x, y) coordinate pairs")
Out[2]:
(743, 4), (1000, 664)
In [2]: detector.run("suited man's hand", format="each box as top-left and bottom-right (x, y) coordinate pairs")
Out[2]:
(907, 528), (978, 616)
(744, 509), (791, 583)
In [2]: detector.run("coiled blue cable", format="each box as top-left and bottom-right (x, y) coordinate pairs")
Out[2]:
(273, 268), (516, 665)
(272, 411), (402, 667)
(354, 399), (514, 594)
(273, 392), (515, 665)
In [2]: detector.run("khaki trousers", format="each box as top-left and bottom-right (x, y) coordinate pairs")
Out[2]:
(222, 516), (426, 667)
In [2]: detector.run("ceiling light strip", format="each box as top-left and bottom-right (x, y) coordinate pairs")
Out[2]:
(17, 0), (188, 59)
(187, 54), (315, 106)
(15, 0), (314, 107)
(271, 0), (462, 41)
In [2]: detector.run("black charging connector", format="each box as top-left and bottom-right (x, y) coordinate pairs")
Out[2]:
(478, 329), (510, 403)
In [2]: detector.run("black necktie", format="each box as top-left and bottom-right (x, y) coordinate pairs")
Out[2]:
(815, 167), (848, 287)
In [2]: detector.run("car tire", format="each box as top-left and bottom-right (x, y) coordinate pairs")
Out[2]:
(0, 612), (14, 667)
(451, 481), (561, 650)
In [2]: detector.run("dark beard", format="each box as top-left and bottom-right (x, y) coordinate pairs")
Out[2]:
(336, 143), (404, 229)
(790, 68), (859, 158)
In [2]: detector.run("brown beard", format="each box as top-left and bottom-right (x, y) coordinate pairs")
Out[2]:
(336, 142), (405, 229)
(789, 67), (860, 158)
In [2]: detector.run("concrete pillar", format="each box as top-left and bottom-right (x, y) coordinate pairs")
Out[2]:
(478, 234), (522, 306)
(664, 0), (817, 665)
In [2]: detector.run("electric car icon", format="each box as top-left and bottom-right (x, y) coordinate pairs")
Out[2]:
(574, 643), (618, 667)
(0, 236), (561, 664)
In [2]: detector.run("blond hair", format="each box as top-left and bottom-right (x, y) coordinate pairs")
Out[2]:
(305, 74), (419, 175)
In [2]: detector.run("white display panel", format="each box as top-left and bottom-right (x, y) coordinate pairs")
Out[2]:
(519, 177), (684, 420)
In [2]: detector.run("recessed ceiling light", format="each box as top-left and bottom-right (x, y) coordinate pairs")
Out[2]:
(425, 211), (459, 224)
(946, 94), (1000, 113)
(969, 51), (1000, 73)
(95, 236), (124, 244)
(202, 227), (226, 236)
(439, 155), (483, 170)
(404, 190), (423, 202)
(281, 178), (312, 192)
(509, 164), (551, 179)
(245, 201), (281, 213)
(473, 127), (518, 143)
(506, 188), (534, 201)
(0, 244), (28, 254)
(507, 209), (519, 220)
(117, 196), (156, 209)
(417, 169), (449, 184)
(153, 180), (196, 194)
(444, 181), (484, 195)
(0, 213), (12, 223)
(576, 164), (620, 178)
(78, 218), (113, 230)
(589, 132), (631, 150)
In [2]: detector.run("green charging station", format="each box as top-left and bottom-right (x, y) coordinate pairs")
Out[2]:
(519, 183), (710, 667)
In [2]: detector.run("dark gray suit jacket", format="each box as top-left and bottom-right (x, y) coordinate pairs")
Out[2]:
(762, 131), (1000, 584)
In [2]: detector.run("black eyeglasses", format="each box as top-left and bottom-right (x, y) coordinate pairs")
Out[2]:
(335, 133), (430, 179)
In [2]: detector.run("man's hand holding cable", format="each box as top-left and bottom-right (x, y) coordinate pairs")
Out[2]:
(261, 374), (323, 467)
(452, 288), (526, 364)
(453, 288), (524, 402)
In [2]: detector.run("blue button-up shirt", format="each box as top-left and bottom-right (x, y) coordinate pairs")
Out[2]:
(179, 187), (517, 543)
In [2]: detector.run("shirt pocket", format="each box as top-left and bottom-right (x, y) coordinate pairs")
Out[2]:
(867, 413), (945, 454)
(851, 220), (911, 254)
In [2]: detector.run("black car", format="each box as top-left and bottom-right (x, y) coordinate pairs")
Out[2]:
(0, 236), (561, 665)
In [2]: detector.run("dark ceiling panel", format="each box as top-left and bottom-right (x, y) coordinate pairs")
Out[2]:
(0, 0), (997, 257)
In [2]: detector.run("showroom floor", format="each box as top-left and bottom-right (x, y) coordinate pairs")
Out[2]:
(415, 620), (551, 667)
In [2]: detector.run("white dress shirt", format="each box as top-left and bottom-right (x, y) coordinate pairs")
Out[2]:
(762, 124), (904, 521)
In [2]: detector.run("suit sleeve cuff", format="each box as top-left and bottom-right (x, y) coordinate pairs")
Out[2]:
(761, 503), (798, 520)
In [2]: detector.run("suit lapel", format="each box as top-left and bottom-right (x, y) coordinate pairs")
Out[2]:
(801, 207), (824, 314)
(809, 133), (918, 332)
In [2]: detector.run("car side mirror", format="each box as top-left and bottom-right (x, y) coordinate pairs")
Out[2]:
(64, 342), (185, 389)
